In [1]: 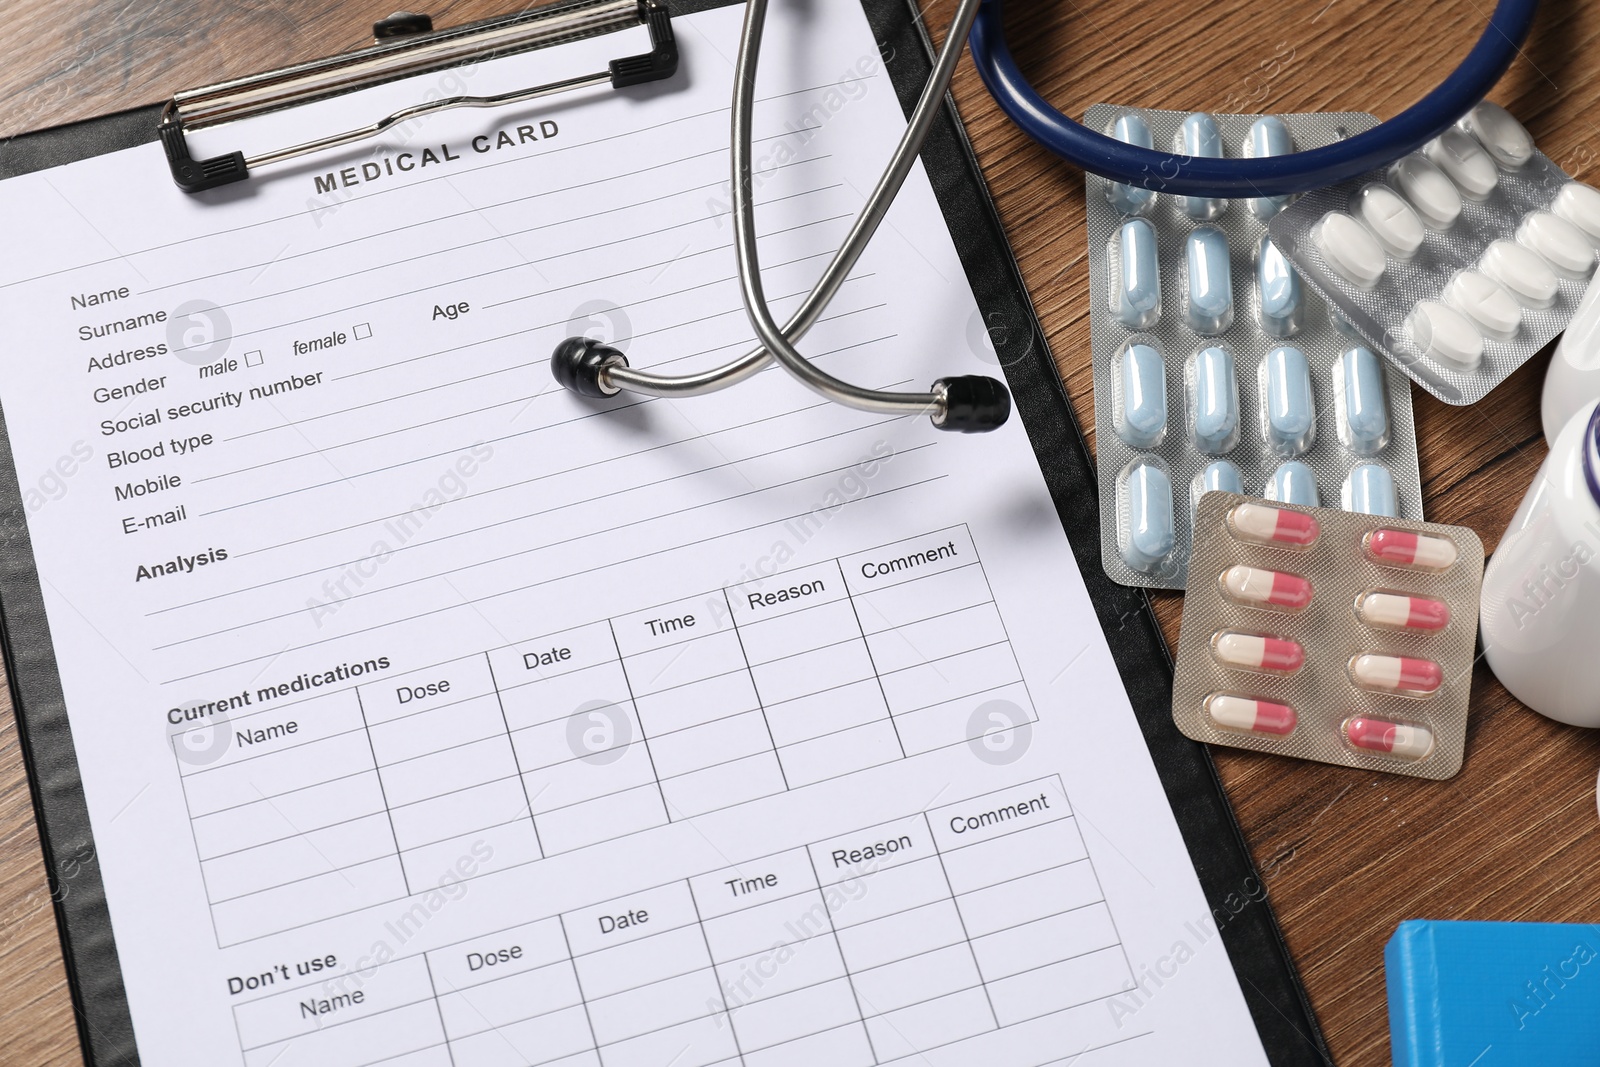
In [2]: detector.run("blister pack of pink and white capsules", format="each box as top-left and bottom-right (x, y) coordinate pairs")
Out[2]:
(1171, 492), (1484, 779)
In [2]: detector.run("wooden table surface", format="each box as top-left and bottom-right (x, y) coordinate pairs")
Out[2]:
(4, 0), (1600, 1063)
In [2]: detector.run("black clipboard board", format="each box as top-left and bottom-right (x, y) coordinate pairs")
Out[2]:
(0, 1), (1329, 1063)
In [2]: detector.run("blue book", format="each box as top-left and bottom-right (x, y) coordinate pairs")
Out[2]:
(1387, 920), (1600, 1065)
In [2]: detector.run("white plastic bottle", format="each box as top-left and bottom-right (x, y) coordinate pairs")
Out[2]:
(1481, 399), (1600, 725)
(1542, 274), (1600, 444)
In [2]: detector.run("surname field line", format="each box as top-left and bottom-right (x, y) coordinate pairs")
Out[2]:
(160, 418), (918, 622)
(166, 163), (842, 357)
(188, 267), (877, 500)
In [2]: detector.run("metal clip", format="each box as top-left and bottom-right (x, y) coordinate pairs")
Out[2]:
(159, 0), (677, 193)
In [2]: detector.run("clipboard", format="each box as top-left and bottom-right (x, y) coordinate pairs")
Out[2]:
(0, 1), (1328, 1063)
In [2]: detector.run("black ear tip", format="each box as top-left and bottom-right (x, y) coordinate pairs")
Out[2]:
(933, 375), (1011, 432)
(552, 337), (628, 398)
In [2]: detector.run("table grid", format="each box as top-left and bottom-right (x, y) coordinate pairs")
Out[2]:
(229, 777), (1136, 1067)
(174, 526), (1039, 946)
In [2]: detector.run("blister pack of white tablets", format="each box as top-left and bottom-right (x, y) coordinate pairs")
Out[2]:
(1269, 102), (1600, 405)
(1084, 105), (1423, 590)
(1171, 492), (1483, 779)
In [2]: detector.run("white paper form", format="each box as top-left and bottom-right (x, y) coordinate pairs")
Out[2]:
(0, 3), (1271, 1064)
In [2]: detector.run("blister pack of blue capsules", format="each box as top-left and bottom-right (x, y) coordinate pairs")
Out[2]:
(1084, 105), (1423, 590)
(1269, 102), (1600, 405)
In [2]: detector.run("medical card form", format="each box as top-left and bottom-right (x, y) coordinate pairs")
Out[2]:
(0, 3), (1272, 1064)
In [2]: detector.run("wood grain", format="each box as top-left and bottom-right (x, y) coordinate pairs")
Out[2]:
(4, 0), (1600, 1063)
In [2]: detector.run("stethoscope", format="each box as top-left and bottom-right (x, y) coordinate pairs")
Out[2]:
(550, 0), (1540, 434)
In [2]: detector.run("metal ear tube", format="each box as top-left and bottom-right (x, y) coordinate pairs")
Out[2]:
(548, 338), (1011, 432)
(549, 0), (1011, 434)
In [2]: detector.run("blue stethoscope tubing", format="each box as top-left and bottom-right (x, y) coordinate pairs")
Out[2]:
(968, 0), (1541, 197)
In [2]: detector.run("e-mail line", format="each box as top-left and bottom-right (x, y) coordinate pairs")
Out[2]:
(153, 440), (936, 650)
(232, 389), (884, 558)
(224, 321), (896, 537)
(157, 376), (909, 613)
(162, 437), (917, 647)
(159, 473), (945, 684)
(229, 390), (895, 590)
